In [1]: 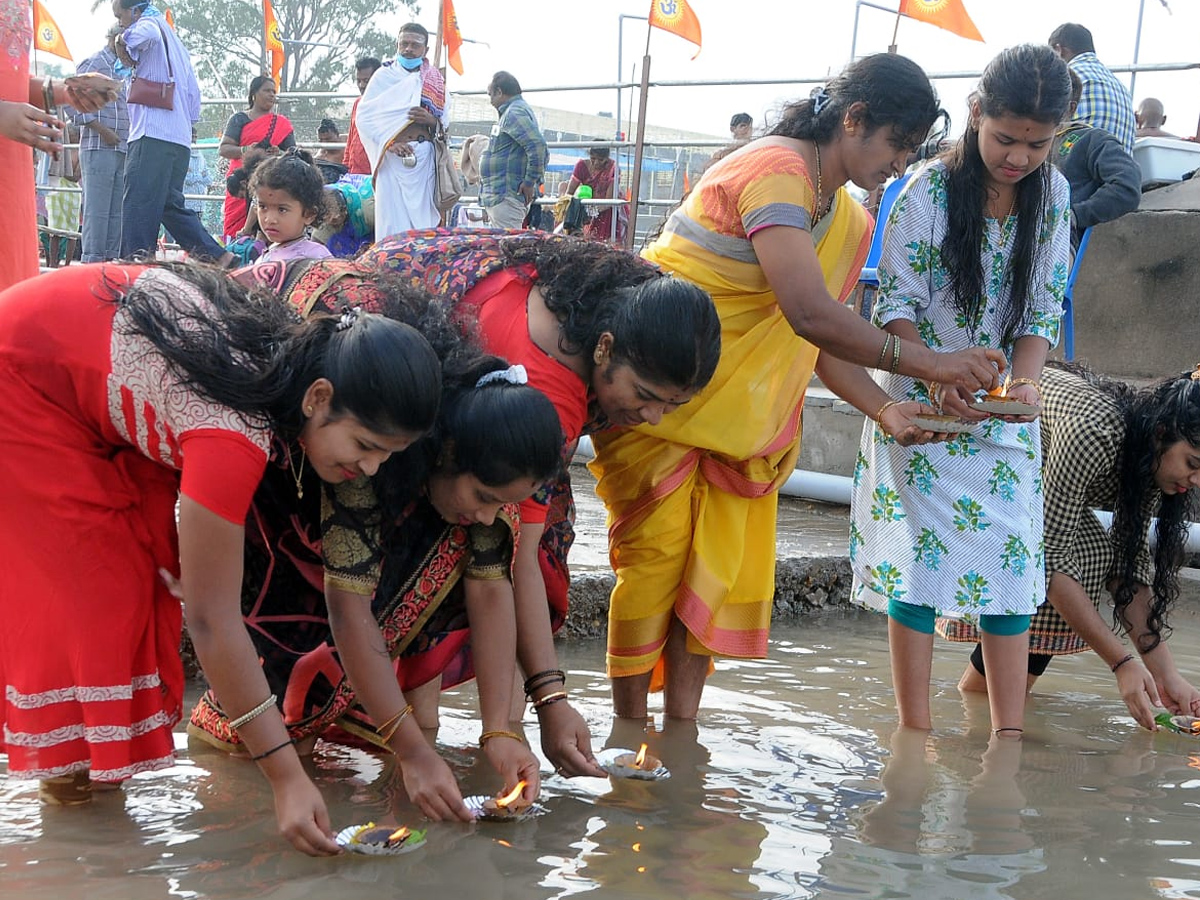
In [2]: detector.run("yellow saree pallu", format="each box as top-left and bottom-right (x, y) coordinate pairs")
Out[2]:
(590, 152), (869, 680)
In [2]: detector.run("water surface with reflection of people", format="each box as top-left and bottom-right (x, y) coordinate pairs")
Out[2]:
(3, 612), (1200, 900)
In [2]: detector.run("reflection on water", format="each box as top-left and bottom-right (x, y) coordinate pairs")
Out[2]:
(4, 612), (1200, 899)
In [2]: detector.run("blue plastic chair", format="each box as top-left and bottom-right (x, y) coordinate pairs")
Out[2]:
(1061, 227), (1092, 361)
(857, 172), (912, 319)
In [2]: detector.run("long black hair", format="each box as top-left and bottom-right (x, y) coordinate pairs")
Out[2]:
(942, 44), (1071, 347)
(769, 53), (941, 151)
(107, 262), (443, 441)
(499, 236), (721, 391)
(1049, 361), (1200, 650)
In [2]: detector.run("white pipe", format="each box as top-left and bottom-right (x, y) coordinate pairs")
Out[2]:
(574, 437), (1200, 552)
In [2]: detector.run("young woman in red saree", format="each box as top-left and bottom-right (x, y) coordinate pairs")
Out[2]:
(220, 75), (296, 239)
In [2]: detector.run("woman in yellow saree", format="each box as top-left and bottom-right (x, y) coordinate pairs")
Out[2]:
(591, 54), (1009, 719)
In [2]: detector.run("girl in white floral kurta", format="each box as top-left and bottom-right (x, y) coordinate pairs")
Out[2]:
(850, 45), (1073, 737)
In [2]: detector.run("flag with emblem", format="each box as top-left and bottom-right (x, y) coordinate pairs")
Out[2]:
(263, 0), (285, 86)
(32, 0), (71, 61)
(898, 0), (983, 43)
(648, 0), (702, 57)
(442, 0), (464, 75)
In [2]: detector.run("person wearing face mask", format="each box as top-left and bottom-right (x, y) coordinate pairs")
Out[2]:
(354, 23), (447, 240)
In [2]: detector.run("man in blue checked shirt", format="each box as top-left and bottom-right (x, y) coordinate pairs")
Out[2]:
(68, 26), (129, 263)
(480, 71), (548, 229)
(112, 0), (233, 265)
(1049, 22), (1136, 154)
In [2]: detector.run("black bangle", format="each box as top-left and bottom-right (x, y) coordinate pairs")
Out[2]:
(250, 738), (295, 762)
(1111, 653), (1136, 673)
(523, 668), (565, 696)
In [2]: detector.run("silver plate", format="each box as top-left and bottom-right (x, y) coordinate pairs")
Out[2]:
(1169, 715), (1200, 734)
(463, 794), (547, 822)
(970, 397), (1040, 416)
(335, 823), (427, 856)
(596, 747), (672, 781)
(911, 414), (974, 434)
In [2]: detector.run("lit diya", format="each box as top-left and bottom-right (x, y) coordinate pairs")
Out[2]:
(596, 743), (671, 781)
(970, 376), (1039, 417)
(1156, 712), (1200, 735)
(334, 822), (427, 856)
(464, 780), (546, 822)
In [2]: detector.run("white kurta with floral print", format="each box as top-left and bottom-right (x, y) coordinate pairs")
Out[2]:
(850, 160), (1071, 622)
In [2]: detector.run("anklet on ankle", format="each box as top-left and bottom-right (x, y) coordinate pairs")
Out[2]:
(993, 727), (1023, 736)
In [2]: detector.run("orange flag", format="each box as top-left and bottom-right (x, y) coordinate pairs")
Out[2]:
(263, 0), (285, 86)
(898, 0), (984, 43)
(648, 0), (702, 57)
(163, 7), (175, 28)
(682, 168), (691, 193)
(32, 0), (71, 61)
(442, 0), (464, 75)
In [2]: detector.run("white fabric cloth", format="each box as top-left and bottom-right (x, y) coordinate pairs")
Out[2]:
(374, 141), (438, 239)
(356, 63), (444, 237)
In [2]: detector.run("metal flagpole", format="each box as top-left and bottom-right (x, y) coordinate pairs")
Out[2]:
(625, 20), (654, 249)
(1130, 0), (1146, 97)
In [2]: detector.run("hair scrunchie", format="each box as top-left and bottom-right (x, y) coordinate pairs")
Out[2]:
(476, 364), (528, 388)
(811, 86), (831, 116)
(336, 307), (362, 332)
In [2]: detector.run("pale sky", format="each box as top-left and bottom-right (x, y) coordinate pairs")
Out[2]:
(56, 0), (1199, 140)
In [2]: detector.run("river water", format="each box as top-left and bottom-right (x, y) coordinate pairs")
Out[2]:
(4, 609), (1200, 900)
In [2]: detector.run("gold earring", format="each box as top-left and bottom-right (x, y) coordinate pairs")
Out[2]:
(305, 404), (314, 415)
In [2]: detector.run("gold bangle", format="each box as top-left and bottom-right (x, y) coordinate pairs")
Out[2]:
(479, 729), (526, 749)
(531, 690), (568, 710)
(875, 399), (900, 423)
(377, 703), (414, 745)
(228, 693), (277, 731)
(926, 381), (942, 411)
(890, 335), (902, 374)
(876, 333), (892, 370)
(1009, 377), (1042, 401)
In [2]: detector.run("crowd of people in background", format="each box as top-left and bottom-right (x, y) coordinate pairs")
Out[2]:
(4, 0), (1200, 864)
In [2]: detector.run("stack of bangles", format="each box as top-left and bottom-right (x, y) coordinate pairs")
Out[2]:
(42, 77), (55, 113)
(479, 729), (526, 749)
(875, 333), (903, 375)
(376, 703), (414, 745)
(524, 668), (569, 714)
(229, 693), (295, 762)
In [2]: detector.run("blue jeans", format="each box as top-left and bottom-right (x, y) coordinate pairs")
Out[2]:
(79, 148), (125, 263)
(121, 137), (224, 260)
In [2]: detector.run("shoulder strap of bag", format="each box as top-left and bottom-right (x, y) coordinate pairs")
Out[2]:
(148, 17), (174, 80)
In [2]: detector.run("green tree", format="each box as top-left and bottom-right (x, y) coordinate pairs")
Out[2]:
(96, 0), (415, 138)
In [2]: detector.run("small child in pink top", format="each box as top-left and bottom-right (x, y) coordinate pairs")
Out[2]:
(251, 150), (333, 263)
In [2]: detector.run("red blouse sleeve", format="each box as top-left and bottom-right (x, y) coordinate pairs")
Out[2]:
(179, 429), (269, 525)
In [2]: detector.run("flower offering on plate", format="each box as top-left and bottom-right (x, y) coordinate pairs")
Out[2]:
(335, 822), (427, 855)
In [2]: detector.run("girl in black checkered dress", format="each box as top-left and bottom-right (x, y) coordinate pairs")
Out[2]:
(940, 362), (1200, 730)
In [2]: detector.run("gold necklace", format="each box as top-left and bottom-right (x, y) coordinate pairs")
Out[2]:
(812, 142), (825, 223)
(287, 443), (306, 499)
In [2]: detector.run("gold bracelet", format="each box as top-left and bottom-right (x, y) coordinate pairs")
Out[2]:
(228, 693), (277, 731)
(1009, 377), (1042, 401)
(875, 399), (900, 423)
(926, 381), (942, 412)
(531, 690), (568, 710)
(876, 333), (892, 370)
(377, 704), (414, 745)
(890, 335), (902, 374)
(478, 729), (526, 749)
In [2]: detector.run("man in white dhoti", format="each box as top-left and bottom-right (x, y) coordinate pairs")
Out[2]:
(356, 23), (447, 241)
